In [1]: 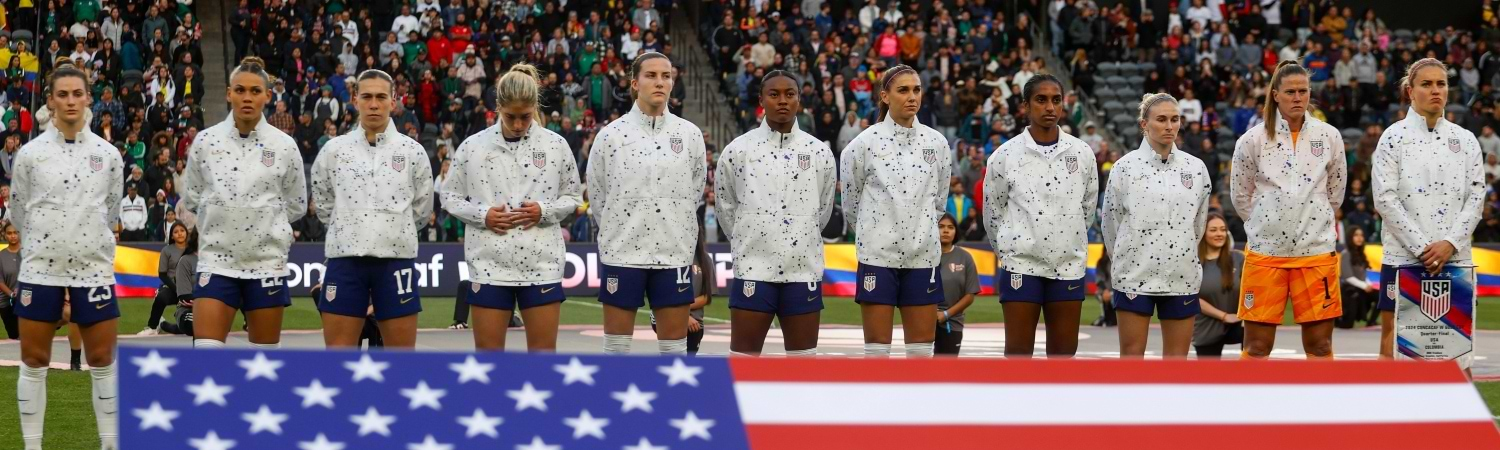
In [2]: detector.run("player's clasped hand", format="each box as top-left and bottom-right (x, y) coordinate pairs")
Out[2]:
(512, 201), (544, 229)
(1420, 240), (1456, 274)
(485, 205), (514, 235)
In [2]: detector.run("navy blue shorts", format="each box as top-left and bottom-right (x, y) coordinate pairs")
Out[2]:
(13, 283), (119, 325)
(1378, 264), (1398, 312)
(998, 269), (1085, 303)
(318, 257), (423, 320)
(854, 263), (943, 306)
(730, 279), (824, 316)
(468, 282), (566, 311)
(1113, 290), (1201, 320)
(597, 264), (694, 310)
(194, 273), (292, 311)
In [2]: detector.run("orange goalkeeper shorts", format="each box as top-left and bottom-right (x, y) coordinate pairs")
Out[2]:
(1237, 250), (1343, 324)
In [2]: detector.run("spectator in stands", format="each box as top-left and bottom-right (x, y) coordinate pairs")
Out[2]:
(119, 182), (147, 241)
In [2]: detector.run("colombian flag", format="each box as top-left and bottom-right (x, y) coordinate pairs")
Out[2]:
(113, 245), (162, 297)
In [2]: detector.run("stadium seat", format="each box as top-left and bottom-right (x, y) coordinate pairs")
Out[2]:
(1124, 101), (1141, 115)
(1127, 75), (1146, 87)
(1341, 128), (1365, 141)
(1098, 62), (1121, 78)
(11, 30), (32, 43)
(1095, 87), (1118, 103)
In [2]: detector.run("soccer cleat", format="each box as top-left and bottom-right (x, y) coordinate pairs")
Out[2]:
(448, 322), (469, 330)
(136, 327), (159, 336)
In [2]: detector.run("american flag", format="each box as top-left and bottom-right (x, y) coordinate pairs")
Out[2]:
(120, 348), (1500, 449)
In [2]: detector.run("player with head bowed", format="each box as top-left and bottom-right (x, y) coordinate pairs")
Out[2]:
(11, 60), (125, 450)
(312, 69), (435, 348)
(586, 52), (707, 355)
(1231, 60), (1346, 360)
(842, 65), (952, 358)
(180, 56), (307, 354)
(442, 63), (582, 351)
(1100, 93), (1212, 358)
(1372, 58), (1485, 362)
(716, 70), (837, 356)
(985, 74), (1099, 358)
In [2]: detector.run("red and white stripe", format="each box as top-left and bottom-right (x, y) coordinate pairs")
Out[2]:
(729, 359), (1500, 450)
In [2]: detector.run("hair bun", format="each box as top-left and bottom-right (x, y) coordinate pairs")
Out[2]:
(239, 56), (266, 68)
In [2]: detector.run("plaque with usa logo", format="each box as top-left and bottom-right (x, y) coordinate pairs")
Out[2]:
(1394, 265), (1475, 369)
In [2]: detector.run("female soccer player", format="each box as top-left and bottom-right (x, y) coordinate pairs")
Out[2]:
(442, 63), (582, 351)
(716, 70), (836, 356)
(312, 69), (435, 349)
(986, 74), (1098, 358)
(1100, 93), (1212, 358)
(842, 65), (951, 358)
(1230, 60), (1347, 359)
(586, 52), (706, 355)
(1373, 58), (1485, 361)
(12, 60), (124, 450)
(180, 57), (307, 351)
(936, 213), (980, 355)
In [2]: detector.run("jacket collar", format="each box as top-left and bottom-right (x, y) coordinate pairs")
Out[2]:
(223, 115), (274, 141)
(626, 102), (671, 134)
(1401, 106), (1449, 134)
(351, 119), (402, 147)
(1271, 113), (1323, 141)
(880, 112), (916, 140)
(759, 118), (799, 148)
(1019, 126), (1067, 155)
(1135, 138), (1181, 166)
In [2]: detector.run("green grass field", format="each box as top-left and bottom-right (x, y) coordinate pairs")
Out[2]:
(5, 295), (1500, 448)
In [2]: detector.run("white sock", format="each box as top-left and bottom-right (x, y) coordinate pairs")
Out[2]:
(193, 339), (225, 349)
(658, 338), (688, 355)
(786, 348), (817, 357)
(603, 334), (633, 355)
(18, 364), (47, 450)
(905, 342), (935, 358)
(248, 342), (281, 350)
(92, 362), (119, 449)
(864, 343), (891, 357)
(728, 351), (757, 357)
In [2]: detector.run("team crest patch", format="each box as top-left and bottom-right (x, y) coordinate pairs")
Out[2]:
(392, 155), (406, 172)
(325, 285), (337, 301)
(262, 149), (276, 167)
(89, 155), (104, 172)
(1126, 293), (1138, 300)
(1449, 138), (1462, 153)
(1244, 293), (1255, 309)
(1181, 172), (1194, 188)
(670, 137), (684, 154)
(1065, 154), (1079, 174)
(606, 277), (619, 294)
(1310, 140), (1324, 157)
(533, 151), (547, 168)
(863, 275), (877, 292)
(1421, 279), (1452, 321)
(923, 148), (937, 164)
(198, 273), (211, 287)
(18, 290), (30, 307)
(798, 153), (811, 170)
(471, 282), (481, 293)
(1387, 280), (1399, 301)
(743, 281), (757, 297)
(1010, 274), (1023, 290)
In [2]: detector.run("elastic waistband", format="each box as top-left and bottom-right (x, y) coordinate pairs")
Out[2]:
(1244, 250), (1338, 269)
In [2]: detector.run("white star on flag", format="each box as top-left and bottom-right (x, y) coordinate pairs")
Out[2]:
(506, 382), (552, 412)
(344, 354), (390, 383)
(241, 404), (289, 435)
(293, 379), (340, 409)
(186, 377), (233, 406)
(657, 359), (703, 387)
(669, 411), (715, 441)
(400, 380), (447, 410)
(349, 406), (397, 437)
(553, 357), (600, 385)
(563, 409), (610, 439)
(449, 356), (494, 384)
(132, 401), (180, 431)
(515, 436), (561, 450)
(237, 352), (285, 381)
(623, 436), (669, 450)
(297, 433), (346, 450)
(407, 434), (455, 450)
(611, 384), (658, 413)
(131, 350), (177, 378)
(188, 430), (237, 450)
(456, 408), (503, 438)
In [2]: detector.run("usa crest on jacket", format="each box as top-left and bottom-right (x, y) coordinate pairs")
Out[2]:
(180, 118), (308, 279)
